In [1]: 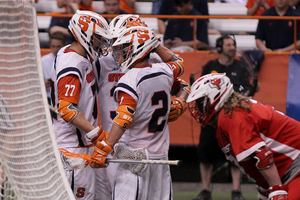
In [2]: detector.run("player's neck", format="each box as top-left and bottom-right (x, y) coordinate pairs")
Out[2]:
(69, 42), (87, 58)
(131, 58), (150, 68)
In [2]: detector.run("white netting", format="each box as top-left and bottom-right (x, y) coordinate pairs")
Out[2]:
(0, 0), (74, 199)
(113, 144), (149, 175)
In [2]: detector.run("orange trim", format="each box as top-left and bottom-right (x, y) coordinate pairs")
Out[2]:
(118, 92), (137, 107)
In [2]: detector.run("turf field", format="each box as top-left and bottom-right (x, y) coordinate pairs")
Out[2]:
(173, 183), (257, 200)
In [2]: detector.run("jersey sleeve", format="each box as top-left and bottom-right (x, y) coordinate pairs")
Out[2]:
(57, 74), (81, 104)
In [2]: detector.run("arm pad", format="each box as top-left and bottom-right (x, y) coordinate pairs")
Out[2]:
(171, 77), (190, 95)
(169, 54), (184, 77)
(113, 105), (135, 130)
(57, 100), (79, 123)
(251, 146), (274, 170)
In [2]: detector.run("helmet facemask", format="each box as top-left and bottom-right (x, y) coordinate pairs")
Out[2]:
(111, 27), (158, 72)
(189, 95), (217, 127)
(92, 34), (110, 57)
(112, 42), (133, 70)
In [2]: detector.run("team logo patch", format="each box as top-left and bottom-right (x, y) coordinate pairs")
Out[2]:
(210, 78), (223, 90)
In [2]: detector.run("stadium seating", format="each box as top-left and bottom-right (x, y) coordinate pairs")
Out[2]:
(35, 0), (258, 50)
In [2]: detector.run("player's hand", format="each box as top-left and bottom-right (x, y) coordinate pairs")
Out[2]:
(168, 97), (186, 122)
(90, 141), (113, 168)
(86, 126), (109, 146)
(267, 184), (288, 200)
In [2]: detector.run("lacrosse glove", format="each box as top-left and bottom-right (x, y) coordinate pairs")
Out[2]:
(86, 126), (109, 146)
(90, 140), (113, 168)
(267, 184), (288, 200)
(168, 97), (186, 122)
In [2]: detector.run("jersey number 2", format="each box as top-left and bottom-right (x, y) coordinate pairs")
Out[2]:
(149, 91), (168, 133)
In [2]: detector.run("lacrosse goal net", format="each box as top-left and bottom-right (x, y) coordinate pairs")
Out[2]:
(0, 0), (74, 199)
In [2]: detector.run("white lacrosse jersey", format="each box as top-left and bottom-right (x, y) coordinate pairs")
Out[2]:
(94, 53), (163, 132)
(114, 63), (174, 159)
(51, 45), (98, 148)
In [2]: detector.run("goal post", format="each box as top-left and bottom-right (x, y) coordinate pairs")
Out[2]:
(0, 0), (75, 199)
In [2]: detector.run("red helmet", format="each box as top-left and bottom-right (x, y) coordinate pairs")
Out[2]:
(186, 73), (234, 126)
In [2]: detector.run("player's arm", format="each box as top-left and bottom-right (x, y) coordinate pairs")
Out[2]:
(56, 75), (101, 137)
(168, 77), (190, 122)
(90, 92), (137, 167)
(250, 146), (288, 199)
(154, 44), (174, 62)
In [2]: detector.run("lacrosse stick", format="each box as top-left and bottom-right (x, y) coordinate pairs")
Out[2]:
(59, 148), (181, 172)
(48, 105), (59, 114)
(284, 166), (300, 184)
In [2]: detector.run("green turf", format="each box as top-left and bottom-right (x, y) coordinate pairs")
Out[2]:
(174, 191), (257, 200)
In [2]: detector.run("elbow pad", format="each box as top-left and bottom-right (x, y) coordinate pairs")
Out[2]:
(57, 100), (79, 123)
(113, 105), (135, 130)
(169, 54), (184, 77)
(171, 77), (190, 95)
(251, 146), (274, 170)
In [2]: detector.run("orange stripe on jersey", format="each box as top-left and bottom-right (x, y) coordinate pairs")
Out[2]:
(58, 75), (81, 104)
(64, 46), (77, 54)
(118, 91), (137, 107)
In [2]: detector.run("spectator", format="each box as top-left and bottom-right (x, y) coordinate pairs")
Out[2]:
(57, 0), (94, 12)
(163, 0), (209, 51)
(192, 35), (255, 200)
(151, 0), (162, 15)
(102, 0), (128, 23)
(187, 73), (300, 200)
(49, 1), (79, 44)
(156, 0), (209, 34)
(246, 0), (275, 16)
(120, 0), (135, 14)
(289, 0), (300, 12)
(255, 0), (300, 52)
(41, 32), (66, 105)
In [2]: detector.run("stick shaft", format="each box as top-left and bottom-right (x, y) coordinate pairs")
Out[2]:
(48, 105), (59, 114)
(106, 158), (181, 165)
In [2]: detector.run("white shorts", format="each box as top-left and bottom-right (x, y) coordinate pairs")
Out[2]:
(64, 147), (112, 200)
(112, 156), (173, 200)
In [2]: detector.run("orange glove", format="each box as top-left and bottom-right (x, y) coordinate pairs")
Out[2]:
(86, 126), (109, 146)
(90, 141), (113, 168)
(168, 97), (186, 122)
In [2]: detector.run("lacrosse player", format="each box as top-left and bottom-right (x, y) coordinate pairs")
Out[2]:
(92, 14), (190, 189)
(90, 26), (189, 200)
(51, 10), (112, 200)
(187, 73), (300, 200)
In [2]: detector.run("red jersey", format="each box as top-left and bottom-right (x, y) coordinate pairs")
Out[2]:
(216, 99), (300, 188)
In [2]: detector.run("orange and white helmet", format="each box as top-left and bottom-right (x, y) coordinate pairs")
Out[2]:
(68, 10), (110, 61)
(186, 73), (234, 126)
(111, 26), (159, 72)
(109, 14), (147, 39)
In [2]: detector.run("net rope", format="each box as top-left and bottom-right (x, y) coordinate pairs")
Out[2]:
(0, 1), (74, 199)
